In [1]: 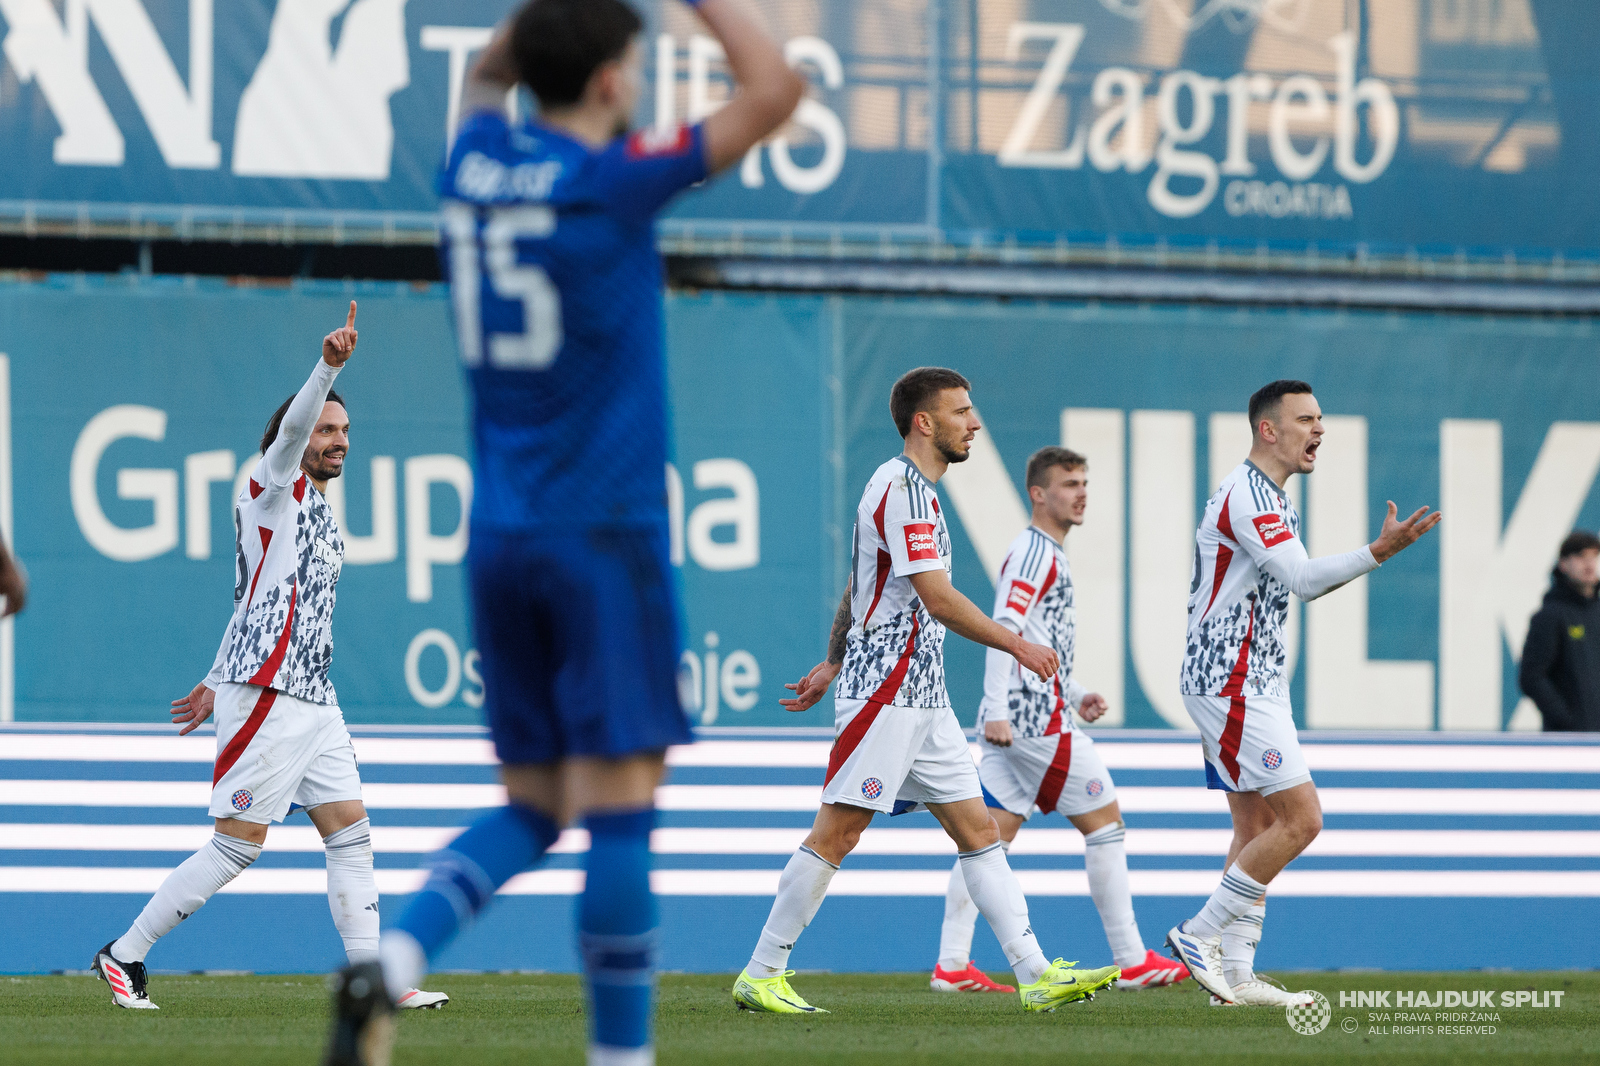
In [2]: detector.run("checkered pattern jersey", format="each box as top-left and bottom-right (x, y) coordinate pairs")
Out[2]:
(977, 526), (1086, 739)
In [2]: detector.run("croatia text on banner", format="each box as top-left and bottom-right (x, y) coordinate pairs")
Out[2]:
(2, 726), (1598, 974)
(2, 1), (1598, 259)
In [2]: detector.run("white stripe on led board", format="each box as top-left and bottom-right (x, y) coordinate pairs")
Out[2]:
(4, 824), (1599, 858)
(5, 781), (1600, 814)
(4, 866), (1599, 897)
(6, 734), (1600, 773)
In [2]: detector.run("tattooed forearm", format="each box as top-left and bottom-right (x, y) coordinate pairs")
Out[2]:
(826, 583), (852, 665)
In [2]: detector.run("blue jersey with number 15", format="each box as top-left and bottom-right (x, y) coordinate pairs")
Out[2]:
(438, 112), (707, 530)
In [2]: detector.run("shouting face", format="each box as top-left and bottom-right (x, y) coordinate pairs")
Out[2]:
(1261, 392), (1324, 476)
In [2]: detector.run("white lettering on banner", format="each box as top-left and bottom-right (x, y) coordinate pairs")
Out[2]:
(404, 629), (484, 709)
(684, 459), (759, 572)
(325, 456), (398, 565)
(232, 0), (409, 179)
(1129, 411), (1197, 729)
(680, 632), (761, 725)
(0, 0), (217, 167)
(1439, 421), (1600, 730)
(673, 32), (846, 194)
(1305, 416), (1432, 729)
(998, 23), (1087, 169)
(182, 449), (234, 560)
(996, 24), (1398, 218)
(403, 454), (472, 604)
(418, 24), (514, 146)
(70, 405), (179, 562)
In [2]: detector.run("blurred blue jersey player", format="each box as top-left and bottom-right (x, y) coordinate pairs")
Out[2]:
(323, 3), (802, 1065)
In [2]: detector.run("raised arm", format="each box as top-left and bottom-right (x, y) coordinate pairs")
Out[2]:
(263, 302), (357, 488)
(693, 0), (805, 174)
(910, 569), (1059, 682)
(1256, 501), (1439, 602)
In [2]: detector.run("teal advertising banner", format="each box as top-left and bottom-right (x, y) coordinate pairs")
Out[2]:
(1, 276), (1596, 729)
(3, 1), (1598, 258)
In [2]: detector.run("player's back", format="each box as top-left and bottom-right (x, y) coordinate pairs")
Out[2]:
(439, 113), (706, 530)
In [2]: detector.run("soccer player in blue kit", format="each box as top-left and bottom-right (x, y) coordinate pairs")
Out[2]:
(323, 2), (802, 1064)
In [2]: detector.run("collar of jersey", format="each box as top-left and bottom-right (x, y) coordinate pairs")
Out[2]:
(1243, 459), (1288, 502)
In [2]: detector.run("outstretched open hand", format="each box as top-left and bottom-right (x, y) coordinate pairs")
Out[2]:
(322, 301), (358, 367)
(1370, 501), (1442, 563)
(780, 660), (840, 713)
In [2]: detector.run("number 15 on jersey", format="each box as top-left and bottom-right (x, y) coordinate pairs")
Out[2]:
(442, 201), (565, 371)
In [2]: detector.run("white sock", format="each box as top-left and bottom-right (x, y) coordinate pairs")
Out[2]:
(1084, 822), (1145, 968)
(323, 818), (379, 964)
(937, 858), (977, 969)
(1221, 902), (1265, 986)
(1187, 862), (1268, 939)
(749, 846), (837, 977)
(958, 842), (1047, 985)
(937, 840), (1011, 970)
(111, 833), (261, 962)
(378, 929), (427, 998)
(588, 1044), (654, 1066)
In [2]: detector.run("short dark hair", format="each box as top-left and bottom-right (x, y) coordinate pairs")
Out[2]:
(1248, 379), (1315, 433)
(1025, 446), (1087, 489)
(511, 0), (642, 108)
(1560, 530), (1600, 558)
(261, 390), (346, 455)
(889, 367), (971, 438)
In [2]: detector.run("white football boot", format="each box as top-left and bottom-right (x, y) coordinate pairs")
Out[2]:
(1165, 923), (1235, 1003)
(1209, 975), (1315, 1007)
(394, 988), (450, 1009)
(92, 941), (159, 1009)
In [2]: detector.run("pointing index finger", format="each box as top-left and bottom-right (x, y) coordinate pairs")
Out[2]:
(346, 300), (357, 330)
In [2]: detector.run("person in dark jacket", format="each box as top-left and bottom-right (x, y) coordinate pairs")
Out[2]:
(1521, 530), (1600, 732)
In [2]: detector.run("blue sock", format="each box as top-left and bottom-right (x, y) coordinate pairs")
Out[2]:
(580, 808), (656, 1056)
(396, 803), (560, 961)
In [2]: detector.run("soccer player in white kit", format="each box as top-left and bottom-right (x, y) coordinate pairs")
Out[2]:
(1164, 380), (1441, 1006)
(932, 447), (1189, 993)
(91, 304), (444, 1011)
(732, 368), (1120, 1014)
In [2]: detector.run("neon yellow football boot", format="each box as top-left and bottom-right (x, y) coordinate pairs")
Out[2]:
(732, 968), (829, 1014)
(1018, 959), (1121, 1012)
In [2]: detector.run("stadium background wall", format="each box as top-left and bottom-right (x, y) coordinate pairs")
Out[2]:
(0, 276), (1596, 732)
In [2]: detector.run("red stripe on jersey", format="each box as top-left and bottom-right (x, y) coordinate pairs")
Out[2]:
(862, 485), (894, 627)
(1201, 492), (1237, 620)
(248, 584), (298, 687)
(1034, 731), (1073, 813)
(246, 527), (274, 608)
(825, 614), (920, 786)
(293, 475), (307, 503)
(249, 479), (263, 500)
(1216, 595), (1256, 784)
(1043, 677), (1065, 736)
(213, 686), (279, 784)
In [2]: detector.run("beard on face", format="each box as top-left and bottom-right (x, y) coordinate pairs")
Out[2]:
(304, 445), (345, 482)
(932, 424), (971, 464)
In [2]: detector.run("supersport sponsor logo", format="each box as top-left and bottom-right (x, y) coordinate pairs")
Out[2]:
(904, 522), (939, 561)
(1252, 513), (1295, 548)
(1005, 580), (1037, 614)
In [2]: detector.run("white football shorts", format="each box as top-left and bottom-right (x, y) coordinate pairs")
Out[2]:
(978, 726), (1117, 819)
(1182, 691), (1312, 796)
(820, 699), (980, 814)
(209, 682), (363, 825)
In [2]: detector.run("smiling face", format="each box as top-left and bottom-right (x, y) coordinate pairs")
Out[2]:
(922, 388), (982, 464)
(1259, 391), (1324, 476)
(301, 401), (349, 484)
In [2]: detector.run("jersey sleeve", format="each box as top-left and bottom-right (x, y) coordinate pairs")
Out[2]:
(1227, 486), (1304, 568)
(591, 123), (708, 225)
(992, 541), (1055, 629)
(882, 479), (947, 578)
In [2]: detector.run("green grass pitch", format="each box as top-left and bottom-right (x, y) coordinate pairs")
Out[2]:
(3, 971), (1595, 1066)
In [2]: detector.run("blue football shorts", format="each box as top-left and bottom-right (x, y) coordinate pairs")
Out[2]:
(467, 522), (693, 765)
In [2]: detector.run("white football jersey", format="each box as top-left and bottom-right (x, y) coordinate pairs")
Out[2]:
(208, 359), (345, 705)
(977, 526), (1087, 739)
(1181, 460), (1302, 698)
(837, 456), (954, 709)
